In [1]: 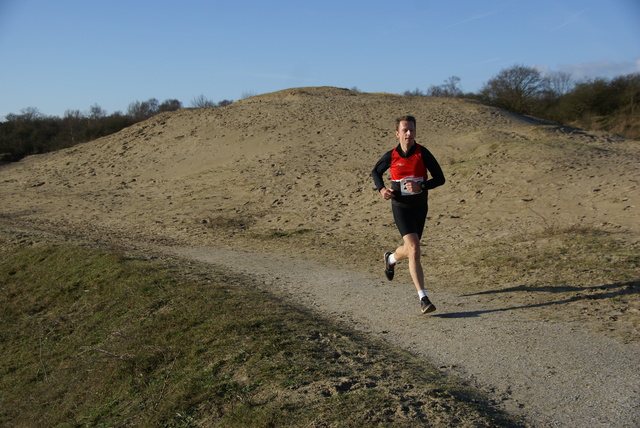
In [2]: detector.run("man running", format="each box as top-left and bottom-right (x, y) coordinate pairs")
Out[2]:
(371, 115), (445, 313)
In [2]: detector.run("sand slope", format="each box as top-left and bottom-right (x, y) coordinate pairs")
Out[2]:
(2, 87), (637, 248)
(1, 87), (639, 425)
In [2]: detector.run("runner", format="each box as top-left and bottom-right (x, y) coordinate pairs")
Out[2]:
(371, 115), (446, 313)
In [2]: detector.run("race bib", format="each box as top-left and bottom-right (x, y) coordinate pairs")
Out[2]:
(396, 176), (424, 196)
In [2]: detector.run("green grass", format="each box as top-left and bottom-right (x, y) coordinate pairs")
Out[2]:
(0, 238), (520, 427)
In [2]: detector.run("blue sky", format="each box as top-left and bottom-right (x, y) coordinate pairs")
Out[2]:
(1, 0), (638, 118)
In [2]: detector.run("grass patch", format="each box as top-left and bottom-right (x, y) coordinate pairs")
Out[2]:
(473, 226), (638, 285)
(451, 226), (639, 341)
(203, 215), (254, 231)
(254, 228), (313, 240)
(0, 238), (519, 427)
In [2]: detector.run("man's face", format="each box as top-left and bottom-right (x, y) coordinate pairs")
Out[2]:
(395, 120), (416, 145)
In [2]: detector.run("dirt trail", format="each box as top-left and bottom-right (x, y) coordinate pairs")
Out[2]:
(164, 245), (640, 427)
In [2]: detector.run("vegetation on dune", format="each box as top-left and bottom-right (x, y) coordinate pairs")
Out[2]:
(443, 226), (640, 342)
(411, 68), (639, 140)
(0, 238), (520, 427)
(0, 96), (230, 162)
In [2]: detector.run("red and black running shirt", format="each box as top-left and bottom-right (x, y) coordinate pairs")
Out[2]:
(371, 143), (445, 206)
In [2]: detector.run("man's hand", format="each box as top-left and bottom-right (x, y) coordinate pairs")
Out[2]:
(379, 187), (394, 200)
(404, 180), (422, 194)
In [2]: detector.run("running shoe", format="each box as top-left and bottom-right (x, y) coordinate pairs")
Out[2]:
(421, 296), (436, 314)
(384, 252), (395, 281)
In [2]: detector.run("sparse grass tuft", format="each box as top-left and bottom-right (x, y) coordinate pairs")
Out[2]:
(257, 228), (313, 240)
(203, 215), (254, 231)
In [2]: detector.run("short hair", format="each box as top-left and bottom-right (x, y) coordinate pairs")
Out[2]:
(396, 115), (416, 130)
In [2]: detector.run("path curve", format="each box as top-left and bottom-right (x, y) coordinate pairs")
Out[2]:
(165, 246), (639, 427)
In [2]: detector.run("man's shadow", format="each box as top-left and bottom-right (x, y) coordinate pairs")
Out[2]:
(433, 279), (639, 318)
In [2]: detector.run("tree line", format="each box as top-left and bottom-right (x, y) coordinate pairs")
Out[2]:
(2, 66), (639, 162)
(407, 66), (639, 140)
(0, 95), (231, 162)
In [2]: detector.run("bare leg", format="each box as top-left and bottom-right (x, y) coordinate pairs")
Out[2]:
(393, 233), (424, 292)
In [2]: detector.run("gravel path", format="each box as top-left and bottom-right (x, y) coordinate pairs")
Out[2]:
(166, 246), (640, 427)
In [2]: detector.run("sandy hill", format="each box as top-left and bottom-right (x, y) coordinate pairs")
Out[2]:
(1, 86), (637, 253)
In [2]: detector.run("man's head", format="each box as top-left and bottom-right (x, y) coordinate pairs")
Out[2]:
(395, 115), (416, 131)
(395, 115), (417, 146)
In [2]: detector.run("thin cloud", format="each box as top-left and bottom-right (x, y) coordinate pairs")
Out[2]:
(446, 11), (498, 29)
(557, 59), (640, 80)
(552, 8), (590, 31)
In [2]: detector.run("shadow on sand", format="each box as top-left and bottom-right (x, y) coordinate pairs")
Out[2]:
(433, 279), (639, 319)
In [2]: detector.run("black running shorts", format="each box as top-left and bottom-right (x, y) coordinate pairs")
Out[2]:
(392, 201), (428, 239)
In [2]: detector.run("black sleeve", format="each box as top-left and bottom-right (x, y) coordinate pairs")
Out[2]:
(421, 146), (445, 190)
(371, 150), (392, 191)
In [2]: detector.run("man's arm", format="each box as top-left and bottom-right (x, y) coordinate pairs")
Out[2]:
(371, 151), (391, 191)
(421, 147), (445, 190)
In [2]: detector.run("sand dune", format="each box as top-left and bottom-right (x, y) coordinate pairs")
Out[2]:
(2, 87), (639, 425)
(3, 87), (637, 250)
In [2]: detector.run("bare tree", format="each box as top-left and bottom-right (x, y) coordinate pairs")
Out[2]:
(546, 71), (575, 98)
(480, 65), (546, 114)
(88, 104), (107, 120)
(6, 107), (44, 122)
(241, 90), (258, 99)
(127, 98), (159, 121)
(62, 109), (84, 145)
(159, 99), (182, 112)
(191, 95), (216, 108)
(404, 88), (425, 96)
(427, 76), (463, 97)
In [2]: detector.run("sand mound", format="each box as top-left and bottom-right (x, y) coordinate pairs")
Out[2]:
(1, 86), (637, 250)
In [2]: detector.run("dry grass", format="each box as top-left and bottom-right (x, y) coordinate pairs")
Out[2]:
(0, 235), (521, 427)
(443, 226), (640, 342)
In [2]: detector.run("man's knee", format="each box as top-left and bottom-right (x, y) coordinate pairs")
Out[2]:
(403, 235), (421, 260)
(408, 244), (420, 260)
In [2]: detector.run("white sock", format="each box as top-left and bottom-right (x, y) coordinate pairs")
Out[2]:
(389, 253), (397, 265)
(418, 289), (427, 299)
